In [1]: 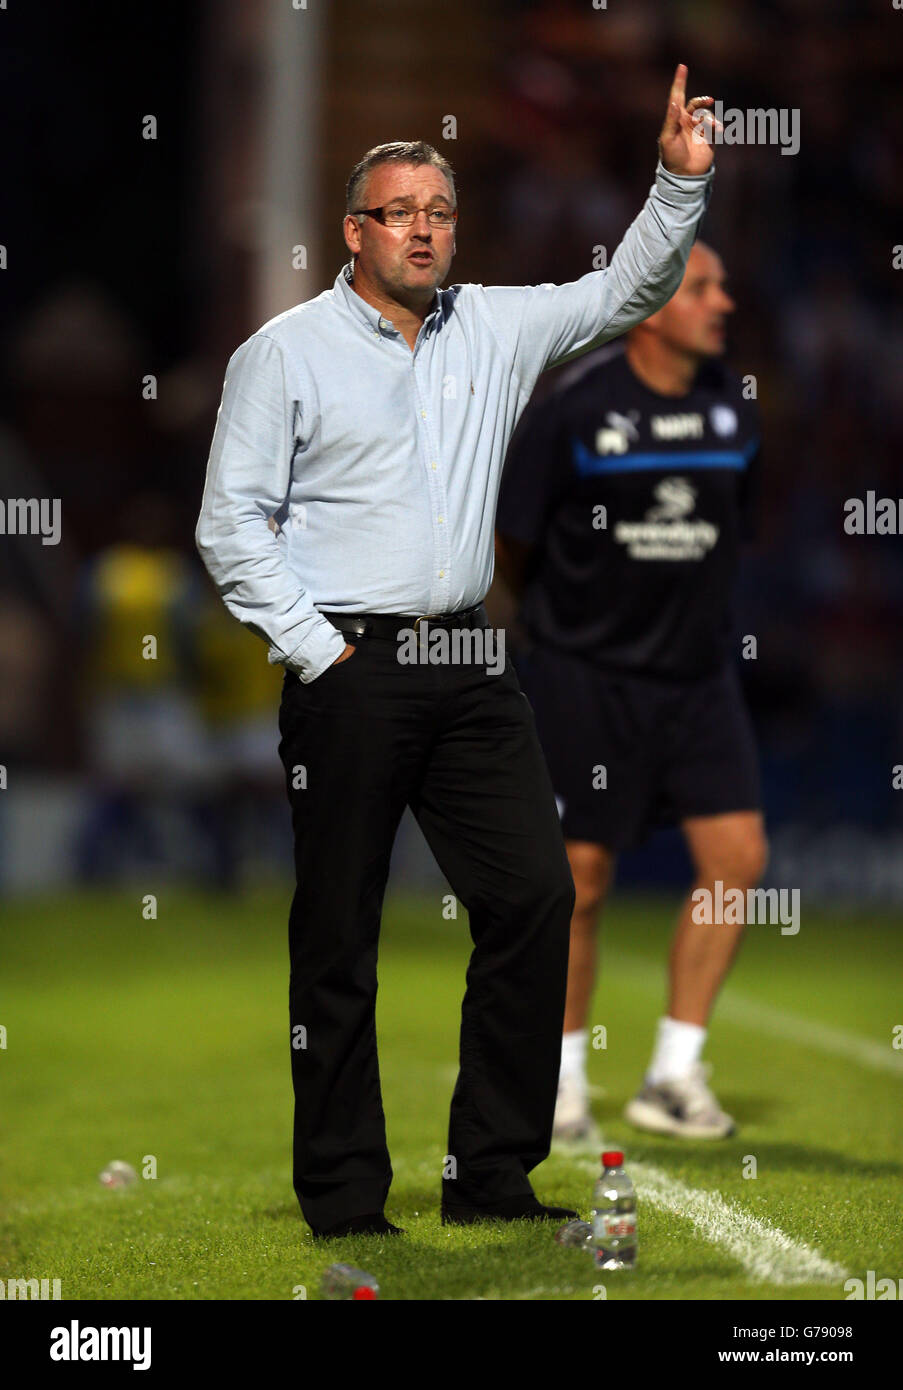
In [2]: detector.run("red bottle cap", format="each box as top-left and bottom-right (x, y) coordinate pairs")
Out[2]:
(352, 1285), (377, 1300)
(602, 1151), (624, 1167)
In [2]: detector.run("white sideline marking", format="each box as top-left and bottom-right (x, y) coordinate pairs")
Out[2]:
(394, 1152), (846, 1287)
(718, 995), (903, 1077)
(614, 951), (903, 1076)
(572, 1158), (848, 1286)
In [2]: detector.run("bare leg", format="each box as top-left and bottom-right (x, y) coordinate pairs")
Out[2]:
(553, 841), (617, 1136)
(669, 810), (769, 1024)
(563, 840), (617, 1033)
(624, 811), (768, 1137)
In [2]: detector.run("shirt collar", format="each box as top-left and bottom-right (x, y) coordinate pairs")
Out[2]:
(334, 260), (443, 337)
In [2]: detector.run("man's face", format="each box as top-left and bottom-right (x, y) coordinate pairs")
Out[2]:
(642, 243), (735, 357)
(343, 162), (456, 304)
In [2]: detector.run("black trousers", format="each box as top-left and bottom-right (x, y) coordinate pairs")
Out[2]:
(276, 630), (575, 1232)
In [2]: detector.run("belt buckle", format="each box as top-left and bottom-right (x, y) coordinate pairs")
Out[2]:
(413, 612), (440, 635)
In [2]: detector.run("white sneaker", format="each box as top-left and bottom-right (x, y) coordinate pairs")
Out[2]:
(553, 1075), (597, 1144)
(624, 1062), (735, 1140)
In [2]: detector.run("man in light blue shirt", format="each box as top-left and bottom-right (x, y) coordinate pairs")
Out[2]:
(197, 66), (717, 1239)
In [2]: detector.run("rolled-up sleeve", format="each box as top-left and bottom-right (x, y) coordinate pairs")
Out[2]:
(482, 161), (714, 386)
(195, 333), (346, 682)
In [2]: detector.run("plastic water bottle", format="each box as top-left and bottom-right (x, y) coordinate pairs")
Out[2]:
(554, 1218), (593, 1248)
(591, 1151), (637, 1270)
(321, 1263), (380, 1299)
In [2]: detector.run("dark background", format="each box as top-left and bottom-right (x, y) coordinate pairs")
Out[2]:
(2, 0), (901, 899)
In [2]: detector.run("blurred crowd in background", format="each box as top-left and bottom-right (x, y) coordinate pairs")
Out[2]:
(1, 0), (901, 893)
(488, 0), (903, 849)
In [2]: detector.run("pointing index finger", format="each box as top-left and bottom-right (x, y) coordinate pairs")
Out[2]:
(669, 63), (688, 113)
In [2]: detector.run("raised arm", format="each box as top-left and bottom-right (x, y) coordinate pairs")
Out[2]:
(480, 65), (721, 388)
(657, 63), (718, 178)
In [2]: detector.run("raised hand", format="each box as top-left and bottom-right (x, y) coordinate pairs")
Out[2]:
(658, 64), (719, 176)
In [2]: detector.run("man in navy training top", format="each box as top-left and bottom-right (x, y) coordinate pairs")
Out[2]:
(496, 241), (765, 1142)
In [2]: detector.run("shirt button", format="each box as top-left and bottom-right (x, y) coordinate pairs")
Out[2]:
(430, 462), (437, 470)
(421, 410), (427, 418)
(378, 317), (390, 331)
(438, 570), (445, 578)
(438, 516), (444, 524)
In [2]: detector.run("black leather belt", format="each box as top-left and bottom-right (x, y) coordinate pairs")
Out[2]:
(320, 603), (488, 641)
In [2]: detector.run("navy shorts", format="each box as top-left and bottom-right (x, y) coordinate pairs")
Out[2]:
(515, 646), (761, 851)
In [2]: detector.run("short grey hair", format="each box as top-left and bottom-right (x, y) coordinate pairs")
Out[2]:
(345, 141), (457, 214)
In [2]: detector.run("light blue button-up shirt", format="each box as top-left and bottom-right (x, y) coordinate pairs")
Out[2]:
(196, 161), (712, 682)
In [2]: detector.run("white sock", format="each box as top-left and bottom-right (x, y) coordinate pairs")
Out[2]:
(558, 1029), (588, 1090)
(647, 1016), (706, 1085)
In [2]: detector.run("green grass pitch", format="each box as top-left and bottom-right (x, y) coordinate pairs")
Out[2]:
(2, 884), (901, 1301)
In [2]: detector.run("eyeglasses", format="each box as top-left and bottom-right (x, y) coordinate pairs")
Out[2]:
(353, 204), (457, 229)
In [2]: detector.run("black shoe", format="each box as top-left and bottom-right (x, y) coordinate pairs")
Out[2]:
(441, 1193), (578, 1226)
(311, 1212), (405, 1240)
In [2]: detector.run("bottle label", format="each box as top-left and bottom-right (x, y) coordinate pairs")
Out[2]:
(596, 1212), (636, 1240)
